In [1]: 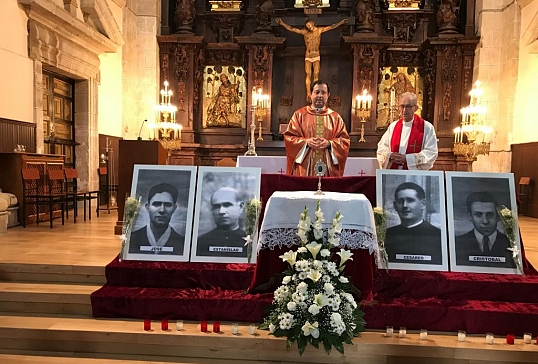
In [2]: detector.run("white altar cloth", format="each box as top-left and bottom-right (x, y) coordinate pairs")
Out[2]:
(258, 191), (377, 254)
(237, 156), (378, 176)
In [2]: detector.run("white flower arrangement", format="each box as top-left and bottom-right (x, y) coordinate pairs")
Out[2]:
(373, 206), (389, 270)
(243, 198), (262, 263)
(119, 196), (141, 261)
(259, 201), (366, 355)
(498, 206), (524, 275)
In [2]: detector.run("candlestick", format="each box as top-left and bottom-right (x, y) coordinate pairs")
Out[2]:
(386, 326), (393, 337)
(486, 333), (494, 345)
(458, 330), (466, 342)
(249, 323), (257, 335)
(524, 333), (532, 344)
(399, 327), (406, 338)
(161, 319), (169, 331)
(201, 321), (208, 332)
(420, 329), (428, 341)
(176, 320), (184, 331)
(144, 319), (151, 331)
(506, 333), (515, 345)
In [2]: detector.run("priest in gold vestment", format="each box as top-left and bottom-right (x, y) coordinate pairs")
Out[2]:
(284, 80), (350, 177)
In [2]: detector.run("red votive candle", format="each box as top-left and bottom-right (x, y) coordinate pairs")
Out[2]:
(201, 321), (208, 332)
(506, 334), (515, 345)
(143, 319), (151, 331)
(161, 319), (168, 331)
(213, 321), (220, 333)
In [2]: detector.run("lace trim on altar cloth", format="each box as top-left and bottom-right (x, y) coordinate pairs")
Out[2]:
(257, 228), (378, 254)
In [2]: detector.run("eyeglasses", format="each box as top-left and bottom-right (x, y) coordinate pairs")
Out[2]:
(399, 104), (416, 110)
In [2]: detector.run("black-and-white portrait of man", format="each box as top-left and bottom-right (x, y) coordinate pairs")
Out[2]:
(123, 165), (197, 262)
(447, 172), (521, 274)
(191, 167), (261, 263)
(377, 170), (448, 271)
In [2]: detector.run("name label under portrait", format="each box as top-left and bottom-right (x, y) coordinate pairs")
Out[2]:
(396, 254), (432, 261)
(209, 246), (243, 253)
(140, 246), (174, 253)
(469, 256), (506, 263)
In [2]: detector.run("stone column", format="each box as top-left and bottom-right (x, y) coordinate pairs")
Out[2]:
(32, 60), (45, 154)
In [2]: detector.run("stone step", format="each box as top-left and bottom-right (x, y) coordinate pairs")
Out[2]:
(0, 316), (537, 363)
(0, 263), (105, 285)
(0, 282), (94, 316)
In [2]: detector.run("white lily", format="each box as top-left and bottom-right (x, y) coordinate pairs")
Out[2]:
(282, 276), (291, 285)
(306, 242), (322, 259)
(243, 234), (252, 246)
(119, 234), (127, 242)
(337, 249), (353, 266)
(314, 293), (328, 307)
(279, 251), (297, 266)
(307, 269), (322, 282)
(508, 246), (520, 259)
(301, 321), (320, 338)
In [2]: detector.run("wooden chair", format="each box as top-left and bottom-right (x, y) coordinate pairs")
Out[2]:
(64, 168), (100, 222)
(21, 168), (66, 228)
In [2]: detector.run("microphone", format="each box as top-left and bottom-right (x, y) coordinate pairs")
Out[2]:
(137, 119), (147, 141)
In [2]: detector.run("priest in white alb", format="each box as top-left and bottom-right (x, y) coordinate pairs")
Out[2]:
(376, 92), (438, 170)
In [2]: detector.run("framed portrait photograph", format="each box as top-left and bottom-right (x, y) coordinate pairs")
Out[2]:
(376, 169), (448, 271)
(190, 166), (262, 263)
(446, 172), (522, 274)
(122, 165), (197, 262)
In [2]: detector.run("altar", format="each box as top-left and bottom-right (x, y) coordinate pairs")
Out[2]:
(237, 156), (378, 176)
(252, 190), (378, 300)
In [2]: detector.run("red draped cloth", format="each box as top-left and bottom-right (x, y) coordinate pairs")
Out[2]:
(249, 174), (377, 301)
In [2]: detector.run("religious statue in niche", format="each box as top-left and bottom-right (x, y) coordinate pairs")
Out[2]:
(437, 0), (458, 34)
(175, 0), (196, 34)
(203, 66), (246, 128)
(255, 0), (274, 32)
(376, 66), (424, 129)
(275, 18), (348, 102)
(355, 0), (374, 33)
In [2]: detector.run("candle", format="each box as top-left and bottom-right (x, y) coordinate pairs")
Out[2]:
(486, 333), (494, 345)
(144, 319), (151, 331)
(249, 323), (257, 335)
(201, 321), (208, 332)
(251, 86), (257, 107)
(506, 333), (515, 345)
(458, 330), (466, 342)
(399, 327), (406, 338)
(161, 319), (168, 331)
(524, 333), (532, 344)
(176, 320), (184, 331)
(213, 321), (220, 333)
(390, 87), (395, 107)
(386, 326), (393, 337)
(420, 329), (428, 341)
(232, 323), (239, 335)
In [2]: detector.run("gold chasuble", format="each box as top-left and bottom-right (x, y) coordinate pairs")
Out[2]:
(284, 106), (350, 177)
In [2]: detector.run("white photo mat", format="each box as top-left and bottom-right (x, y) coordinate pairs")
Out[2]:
(190, 166), (262, 263)
(123, 165), (197, 262)
(376, 169), (449, 272)
(446, 172), (522, 274)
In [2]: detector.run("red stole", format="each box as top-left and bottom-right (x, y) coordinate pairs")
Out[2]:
(389, 114), (425, 169)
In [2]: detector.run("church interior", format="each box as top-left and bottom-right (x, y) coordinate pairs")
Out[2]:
(2, 0), (538, 362)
